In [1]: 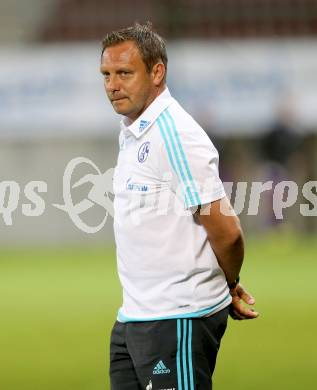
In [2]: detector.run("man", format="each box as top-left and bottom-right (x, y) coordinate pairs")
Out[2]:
(100, 22), (258, 390)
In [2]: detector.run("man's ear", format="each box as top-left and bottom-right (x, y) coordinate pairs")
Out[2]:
(152, 63), (165, 86)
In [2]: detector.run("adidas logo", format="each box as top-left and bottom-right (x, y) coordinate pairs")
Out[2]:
(153, 360), (171, 375)
(139, 120), (151, 132)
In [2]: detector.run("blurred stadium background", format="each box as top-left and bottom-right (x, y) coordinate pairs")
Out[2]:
(0, 1), (316, 389)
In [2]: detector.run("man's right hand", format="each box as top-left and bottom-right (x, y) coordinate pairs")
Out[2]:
(229, 284), (259, 320)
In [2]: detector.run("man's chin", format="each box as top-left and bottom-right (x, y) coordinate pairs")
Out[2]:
(113, 107), (130, 116)
(111, 102), (141, 120)
(112, 101), (129, 115)
(112, 105), (136, 118)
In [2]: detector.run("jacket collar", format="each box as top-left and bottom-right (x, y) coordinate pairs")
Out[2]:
(120, 87), (173, 139)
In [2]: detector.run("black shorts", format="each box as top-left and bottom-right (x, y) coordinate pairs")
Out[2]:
(109, 306), (229, 390)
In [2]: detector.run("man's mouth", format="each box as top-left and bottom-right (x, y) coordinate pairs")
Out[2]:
(112, 97), (127, 102)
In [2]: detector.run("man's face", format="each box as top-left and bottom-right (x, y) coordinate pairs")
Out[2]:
(101, 41), (157, 121)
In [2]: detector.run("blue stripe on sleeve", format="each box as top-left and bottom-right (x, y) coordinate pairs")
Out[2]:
(165, 109), (201, 206)
(157, 115), (189, 208)
(160, 111), (195, 207)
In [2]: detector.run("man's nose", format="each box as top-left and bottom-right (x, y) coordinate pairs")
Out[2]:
(105, 75), (119, 92)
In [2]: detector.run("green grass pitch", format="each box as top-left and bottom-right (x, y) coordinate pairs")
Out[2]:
(0, 233), (316, 390)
